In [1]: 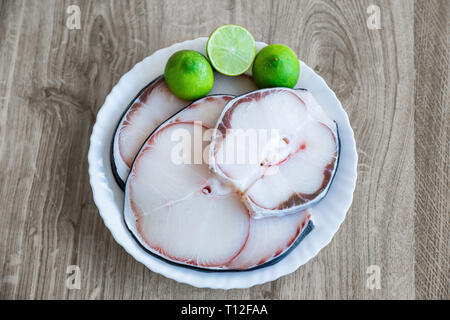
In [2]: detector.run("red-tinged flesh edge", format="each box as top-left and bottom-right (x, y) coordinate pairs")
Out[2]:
(118, 77), (167, 168)
(129, 95), (234, 178)
(127, 121), (251, 268)
(128, 181), (251, 268)
(214, 118), (339, 210)
(227, 212), (312, 270)
(246, 123), (339, 211)
(123, 91), (318, 270)
(259, 213), (310, 268)
(172, 95), (234, 123)
(130, 120), (211, 177)
(246, 160), (337, 211)
(111, 76), (167, 189)
(216, 89), (306, 137)
(127, 94), (234, 189)
(213, 89), (307, 180)
(112, 81), (232, 189)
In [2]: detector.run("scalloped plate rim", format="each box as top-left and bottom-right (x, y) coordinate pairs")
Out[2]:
(88, 37), (358, 289)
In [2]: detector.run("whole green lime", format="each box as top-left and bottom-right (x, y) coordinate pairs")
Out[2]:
(252, 44), (300, 89)
(164, 50), (214, 100)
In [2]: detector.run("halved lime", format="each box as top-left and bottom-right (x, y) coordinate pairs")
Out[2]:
(207, 25), (256, 76)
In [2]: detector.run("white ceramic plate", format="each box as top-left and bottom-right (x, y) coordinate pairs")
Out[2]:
(88, 37), (357, 289)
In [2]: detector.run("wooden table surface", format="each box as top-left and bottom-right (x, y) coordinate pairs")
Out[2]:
(0, 0), (448, 300)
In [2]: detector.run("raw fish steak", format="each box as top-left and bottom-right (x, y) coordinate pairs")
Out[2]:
(227, 210), (312, 269)
(112, 74), (257, 188)
(210, 88), (339, 218)
(112, 76), (189, 188)
(125, 95), (249, 268)
(124, 94), (314, 270)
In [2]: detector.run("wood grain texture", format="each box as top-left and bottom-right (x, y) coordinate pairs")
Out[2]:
(413, 0), (449, 300)
(0, 0), (446, 299)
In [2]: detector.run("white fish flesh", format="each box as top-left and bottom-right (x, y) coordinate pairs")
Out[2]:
(124, 94), (314, 270)
(227, 210), (312, 269)
(210, 88), (339, 218)
(112, 76), (189, 187)
(112, 74), (257, 188)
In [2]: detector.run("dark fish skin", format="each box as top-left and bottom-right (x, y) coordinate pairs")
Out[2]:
(123, 210), (314, 273)
(115, 86), (338, 271)
(212, 87), (341, 215)
(110, 75), (164, 190)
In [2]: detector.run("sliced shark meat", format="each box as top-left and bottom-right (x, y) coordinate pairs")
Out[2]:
(210, 88), (339, 218)
(124, 96), (250, 268)
(173, 95), (234, 129)
(112, 76), (190, 187)
(112, 74), (258, 188)
(227, 210), (312, 269)
(123, 90), (324, 270)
